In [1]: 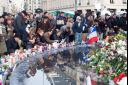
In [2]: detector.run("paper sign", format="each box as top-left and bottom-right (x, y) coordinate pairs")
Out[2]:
(0, 26), (2, 34)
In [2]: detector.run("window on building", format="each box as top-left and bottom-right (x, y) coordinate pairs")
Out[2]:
(29, 6), (31, 10)
(38, 2), (41, 4)
(110, 0), (114, 4)
(34, 1), (36, 4)
(87, 0), (90, 5)
(38, 6), (41, 8)
(122, 0), (127, 4)
(78, 0), (81, 6)
(29, 0), (31, 4)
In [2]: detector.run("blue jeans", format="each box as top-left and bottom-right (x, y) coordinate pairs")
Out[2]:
(75, 33), (82, 44)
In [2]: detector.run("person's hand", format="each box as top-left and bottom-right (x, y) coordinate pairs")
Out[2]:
(114, 26), (117, 28)
(60, 39), (66, 44)
(70, 32), (74, 35)
(54, 40), (59, 43)
(29, 39), (35, 44)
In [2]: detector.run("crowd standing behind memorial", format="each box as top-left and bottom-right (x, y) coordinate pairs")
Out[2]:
(0, 10), (127, 56)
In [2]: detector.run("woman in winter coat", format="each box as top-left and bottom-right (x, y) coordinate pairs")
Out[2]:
(5, 16), (14, 39)
(0, 16), (7, 55)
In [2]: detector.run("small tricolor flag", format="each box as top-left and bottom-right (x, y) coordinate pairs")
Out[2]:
(88, 26), (98, 44)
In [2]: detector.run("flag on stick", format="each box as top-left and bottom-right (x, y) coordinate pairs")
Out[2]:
(88, 26), (98, 44)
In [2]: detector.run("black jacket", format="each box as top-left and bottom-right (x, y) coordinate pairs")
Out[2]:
(72, 21), (83, 33)
(6, 37), (19, 53)
(14, 13), (26, 31)
(35, 34), (45, 45)
(105, 17), (112, 28)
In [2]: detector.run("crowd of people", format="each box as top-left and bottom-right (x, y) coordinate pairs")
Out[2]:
(0, 10), (127, 56)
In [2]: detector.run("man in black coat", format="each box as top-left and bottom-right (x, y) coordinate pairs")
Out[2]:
(105, 14), (113, 36)
(14, 11), (29, 44)
(111, 14), (120, 34)
(119, 13), (127, 31)
(56, 12), (66, 29)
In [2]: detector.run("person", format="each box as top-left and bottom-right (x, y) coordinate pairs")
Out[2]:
(41, 16), (51, 32)
(35, 28), (45, 45)
(119, 13), (127, 31)
(97, 16), (106, 40)
(111, 14), (120, 34)
(60, 26), (71, 42)
(0, 16), (7, 55)
(66, 18), (74, 42)
(48, 13), (56, 30)
(73, 11), (79, 22)
(26, 28), (36, 49)
(56, 12), (66, 29)
(105, 13), (112, 36)
(35, 14), (42, 29)
(43, 12), (49, 17)
(72, 16), (83, 44)
(43, 30), (55, 44)
(6, 34), (24, 53)
(13, 10), (29, 43)
(5, 16), (14, 39)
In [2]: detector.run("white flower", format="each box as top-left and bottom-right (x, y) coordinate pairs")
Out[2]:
(106, 42), (109, 46)
(120, 46), (125, 50)
(52, 42), (59, 49)
(110, 52), (114, 56)
(117, 49), (124, 55)
(125, 53), (127, 58)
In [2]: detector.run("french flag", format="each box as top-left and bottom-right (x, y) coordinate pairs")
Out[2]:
(88, 26), (98, 44)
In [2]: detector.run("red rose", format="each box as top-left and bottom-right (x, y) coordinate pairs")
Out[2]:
(105, 46), (109, 49)
(113, 76), (119, 84)
(99, 46), (102, 48)
(91, 80), (97, 85)
(108, 39), (112, 42)
(118, 73), (126, 80)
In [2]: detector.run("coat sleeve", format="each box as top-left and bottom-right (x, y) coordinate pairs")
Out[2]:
(72, 22), (76, 33)
(43, 33), (54, 44)
(15, 16), (23, 30)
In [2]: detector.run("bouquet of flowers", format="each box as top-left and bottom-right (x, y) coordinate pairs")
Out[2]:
(81, 31), (127, 85)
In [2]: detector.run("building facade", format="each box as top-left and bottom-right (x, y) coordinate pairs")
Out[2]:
(0, 0), (26, 15)
(0, 0), (10, 15)
(13, 0), (25, 13)
(24, 0), (42, 13)
(42, 0), (75, 11)
(42, 0), (127, 12)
